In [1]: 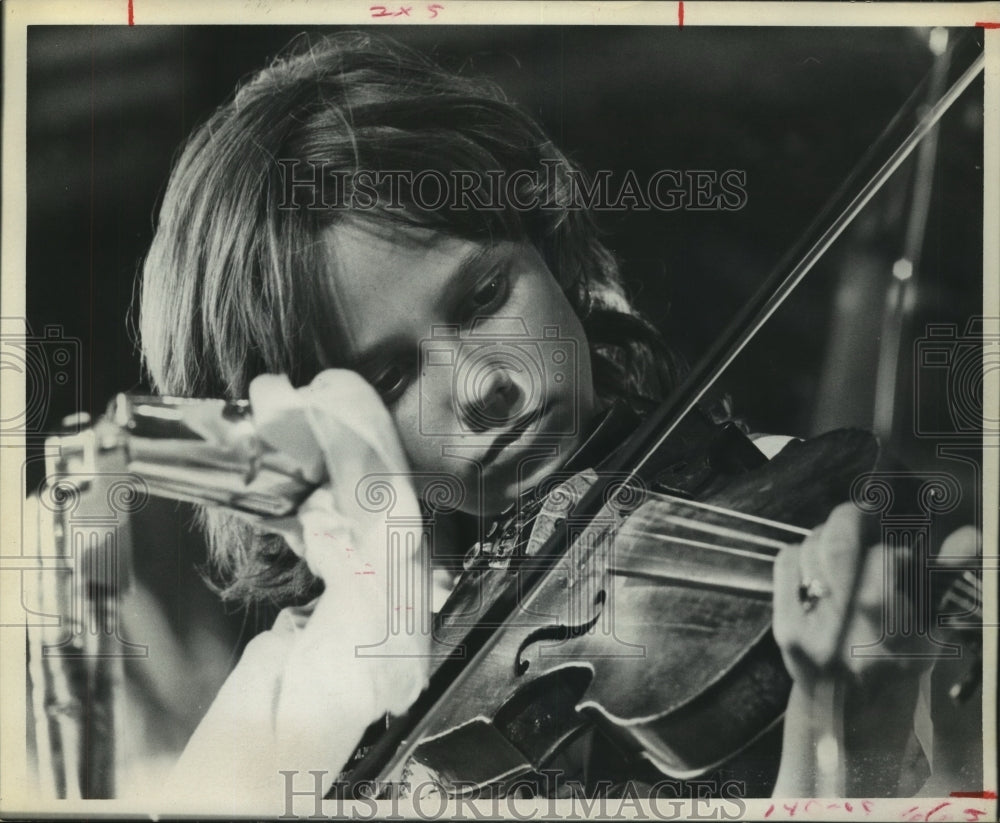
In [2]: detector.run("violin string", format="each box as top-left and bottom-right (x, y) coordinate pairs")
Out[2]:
(608, 564), (774, 598)
(619, 513), (791, 557)
(503, 510), (794, 565)
(517, 485), (813, 539)
(501, 505), (799, 572)
(498, 482), (812, 565)
(640, 514), (789, 553)
(639, 491), (813, 538)
(613, 528), (780, 563)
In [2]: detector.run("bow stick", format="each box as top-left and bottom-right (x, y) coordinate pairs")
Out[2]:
(349, 44), (986, 792)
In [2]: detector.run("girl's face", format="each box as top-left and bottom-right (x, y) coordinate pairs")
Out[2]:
(321, 219), (600, 517)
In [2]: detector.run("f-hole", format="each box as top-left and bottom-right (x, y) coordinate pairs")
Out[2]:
(514, 589), (607, 676)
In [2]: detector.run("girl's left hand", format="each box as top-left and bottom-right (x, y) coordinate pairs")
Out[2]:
(774, 502), (978, 683)
(773, 502), (900, 685)
(771, 502), (978, 796)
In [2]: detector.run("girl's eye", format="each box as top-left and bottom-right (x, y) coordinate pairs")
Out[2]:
(465, 273), (509, 318)
(370, 363), (409, 404)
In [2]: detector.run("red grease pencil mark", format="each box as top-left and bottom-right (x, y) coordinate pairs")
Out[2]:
(923, 802), (951, 821)
(951, 791), (997, 799)
(128, 0), (134, 25)
(678, 0), (684, 27)
(975, 21), (1000, 28)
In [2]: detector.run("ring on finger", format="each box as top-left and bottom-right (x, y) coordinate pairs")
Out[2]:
(797, 578), (830, 613)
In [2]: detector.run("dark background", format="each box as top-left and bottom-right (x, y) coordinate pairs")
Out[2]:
(19, 25), (987, 789)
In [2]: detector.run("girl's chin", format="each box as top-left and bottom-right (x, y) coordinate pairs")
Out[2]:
(474, 452), (575, 518)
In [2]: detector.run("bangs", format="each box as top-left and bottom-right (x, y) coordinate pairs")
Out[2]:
(141, 30), (683, 606)
(280, 92), (579, 248)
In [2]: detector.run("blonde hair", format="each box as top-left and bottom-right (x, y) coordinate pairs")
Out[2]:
(140, 32), (682, 605)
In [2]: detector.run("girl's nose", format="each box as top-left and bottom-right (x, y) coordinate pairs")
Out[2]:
(458, 360), (530, 432)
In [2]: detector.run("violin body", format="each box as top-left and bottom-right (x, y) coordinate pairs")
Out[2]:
(379, 413), (879, 794)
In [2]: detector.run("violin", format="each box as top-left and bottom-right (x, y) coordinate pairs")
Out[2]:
(331, 44), (987, 798)
(369, 410), (880, 795)
(32, 35), (984, 803)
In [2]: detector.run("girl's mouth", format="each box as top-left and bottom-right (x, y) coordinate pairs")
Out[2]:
(480, 406), (547, 466)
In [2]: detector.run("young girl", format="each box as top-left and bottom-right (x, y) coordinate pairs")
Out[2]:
(139, 31), (969, 808)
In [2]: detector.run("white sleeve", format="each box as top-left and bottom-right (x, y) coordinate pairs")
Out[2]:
(159, 601), (361, 814)
(161, 615), (293, 811)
